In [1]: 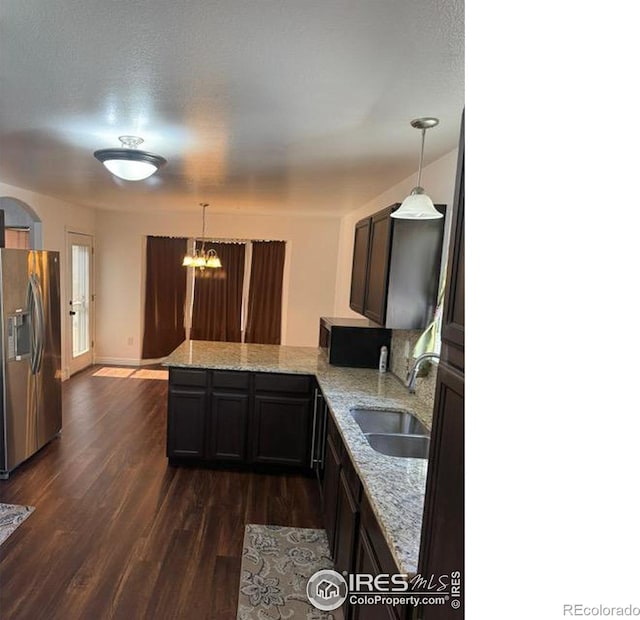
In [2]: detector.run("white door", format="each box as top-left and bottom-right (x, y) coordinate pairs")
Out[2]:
(67, 232), (94, 375)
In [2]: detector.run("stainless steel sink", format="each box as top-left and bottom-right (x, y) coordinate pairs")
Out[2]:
(350, 408), (428, 436)
(365, 433), (431, 459)
(349, 408), (430, 458)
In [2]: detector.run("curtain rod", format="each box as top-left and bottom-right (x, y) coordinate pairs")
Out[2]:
(197, 238), (287, 244)
(148, 235), (286, 243)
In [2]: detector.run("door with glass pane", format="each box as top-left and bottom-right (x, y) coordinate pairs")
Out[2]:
(67, 232), (94, 375)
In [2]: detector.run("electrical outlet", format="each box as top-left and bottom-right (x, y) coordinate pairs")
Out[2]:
(127, 337), (134, 346)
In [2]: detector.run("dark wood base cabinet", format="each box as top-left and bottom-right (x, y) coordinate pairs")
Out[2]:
(167, 368), (209, 459)
(320, 417), (408, 620)
(352, 527), (396, 620)
(167, 387), (207, 459)
(167, 368), (313, 469)
(209, 391), (249, 461)
(252, 394), (312, 466)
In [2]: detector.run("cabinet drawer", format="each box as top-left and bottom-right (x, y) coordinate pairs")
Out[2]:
(170, 368), (208, 387)
(212, 370), (250, 390)
(254, 373), (311, 394)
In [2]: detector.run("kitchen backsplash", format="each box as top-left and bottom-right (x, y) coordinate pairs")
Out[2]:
(390, 329), (438, 423)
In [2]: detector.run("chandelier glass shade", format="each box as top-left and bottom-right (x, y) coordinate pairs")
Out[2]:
(391, 118), (443, 220)
(182, 203), (222, 270)
(94, 136), (167, 181)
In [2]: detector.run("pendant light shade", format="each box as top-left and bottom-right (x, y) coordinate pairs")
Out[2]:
(395, 189), (441, 220)
(94, 135), (167, 181)
(391, 118), (443, 220)
(182, 203), (222, 271)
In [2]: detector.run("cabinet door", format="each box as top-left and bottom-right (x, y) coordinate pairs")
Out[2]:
(418, 363), (464, 620)
(167, 388), (206, 459)
(364, 209), (393, 324)
(322, 434), (341, 556)
(352, 527), (396, 620)
(334, 470), (359, 576)
(350, 218), (371, 314)
(208, 391), (249, 462)
(251, 394), (311, 466)
(312, 387), (328, 484)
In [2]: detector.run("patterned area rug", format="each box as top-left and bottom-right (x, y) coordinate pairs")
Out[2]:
(0, 503), (34, 547)
(237, 524), (338, 620)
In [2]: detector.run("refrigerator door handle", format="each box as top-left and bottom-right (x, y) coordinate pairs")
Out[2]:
(35, 276), (45, 374)
(27, 275), (38, 375)
(28, 274), (45, 375)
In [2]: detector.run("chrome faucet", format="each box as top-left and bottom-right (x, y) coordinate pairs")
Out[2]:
(406, 352), (440, 393)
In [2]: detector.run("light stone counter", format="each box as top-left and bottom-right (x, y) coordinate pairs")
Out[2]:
(164, 340), (431, 575)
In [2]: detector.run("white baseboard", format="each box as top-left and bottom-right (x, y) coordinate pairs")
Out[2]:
(94, 357), (142, 366)
(94, 356), (167, 367)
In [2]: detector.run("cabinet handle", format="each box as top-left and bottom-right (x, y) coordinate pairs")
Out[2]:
(310, 387), (319, 468)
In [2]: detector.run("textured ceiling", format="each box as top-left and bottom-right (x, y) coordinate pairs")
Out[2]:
(0, 0), (464, 215)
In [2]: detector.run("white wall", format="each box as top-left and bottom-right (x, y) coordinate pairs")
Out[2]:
(94, 209), (341, 364)
(2, 148), (457, 372)
(0, 181), (96, 378)
(333, 149), (460, 317)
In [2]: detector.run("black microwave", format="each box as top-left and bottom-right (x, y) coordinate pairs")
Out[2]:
(319, 317), (391, 369)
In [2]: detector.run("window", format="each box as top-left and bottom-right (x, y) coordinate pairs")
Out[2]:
(4, 227), (30, 249)
(142, 237), (287, 357)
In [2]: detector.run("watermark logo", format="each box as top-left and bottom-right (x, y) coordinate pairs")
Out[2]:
(307, 569), (462, 611)
(306, 569), (348, 611)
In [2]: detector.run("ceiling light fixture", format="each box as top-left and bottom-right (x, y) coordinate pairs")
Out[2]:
(391, 117), (443, 220)
(182, 203), (222, 270)
(93, 135), (167, 181)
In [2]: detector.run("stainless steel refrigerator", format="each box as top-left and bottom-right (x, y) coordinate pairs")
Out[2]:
(0, 249), (62, 478)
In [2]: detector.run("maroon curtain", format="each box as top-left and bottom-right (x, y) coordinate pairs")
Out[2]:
(142, 236), (188, 358)
(190, 242), (246, 342)
(245, 241), (286, 344)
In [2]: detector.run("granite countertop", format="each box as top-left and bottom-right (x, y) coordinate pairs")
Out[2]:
(164, 340), (430, 576)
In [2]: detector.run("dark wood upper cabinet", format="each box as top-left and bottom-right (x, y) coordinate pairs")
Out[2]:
(441, 113), (465, 372)
(417, 111), (464, 620)
(363, 208), (394, 324)
(349, 203), (446, 329)
(350, 218), (371, 314)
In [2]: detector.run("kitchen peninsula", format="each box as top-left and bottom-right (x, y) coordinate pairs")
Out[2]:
(164, 339), (433, 578)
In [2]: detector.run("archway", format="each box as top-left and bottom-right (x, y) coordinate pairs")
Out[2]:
(0, 196), (43, 249)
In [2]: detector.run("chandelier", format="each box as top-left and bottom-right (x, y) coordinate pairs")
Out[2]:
(182, 203), (222, 270)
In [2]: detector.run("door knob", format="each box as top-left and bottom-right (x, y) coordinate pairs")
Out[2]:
(69, 311), (76, 316)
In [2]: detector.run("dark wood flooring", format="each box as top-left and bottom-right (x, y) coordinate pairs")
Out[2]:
(0, 366), (322, 620)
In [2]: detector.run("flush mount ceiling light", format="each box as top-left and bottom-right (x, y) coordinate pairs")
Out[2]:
(391, 117), (443, 220)
(182, 203), (222, 270)
(93, 135), (167, 181)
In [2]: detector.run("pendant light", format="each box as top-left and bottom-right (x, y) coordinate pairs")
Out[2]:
(94, 135), (167, 181)
(182, 203), (222, 270)
(391, 118), (443, 220)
